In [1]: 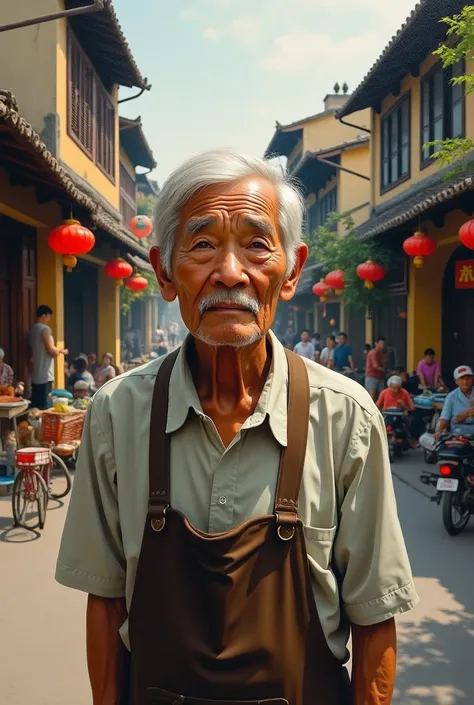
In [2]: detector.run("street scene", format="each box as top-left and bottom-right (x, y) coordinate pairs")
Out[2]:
(1, 0), (474, 704)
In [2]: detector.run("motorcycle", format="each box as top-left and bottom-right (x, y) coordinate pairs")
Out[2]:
(414, 392), (448, 464)
(420, 433), (474, 535)
(383, 408), (411, 462)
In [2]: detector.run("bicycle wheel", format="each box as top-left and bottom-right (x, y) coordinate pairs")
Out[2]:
(49, 453), (72, 500)
(12, 469), (49, 531)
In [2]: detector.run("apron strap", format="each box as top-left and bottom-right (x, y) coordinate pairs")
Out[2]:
(274, 350), (310, 539)
(148, 349), (180, 532)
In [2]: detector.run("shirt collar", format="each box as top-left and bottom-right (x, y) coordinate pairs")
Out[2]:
(166, 330), (289, 446)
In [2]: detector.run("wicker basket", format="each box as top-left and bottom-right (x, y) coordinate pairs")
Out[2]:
(41, 410), (86, 444)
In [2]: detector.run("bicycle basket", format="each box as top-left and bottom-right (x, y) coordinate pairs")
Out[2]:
(41, 410), (86, 444)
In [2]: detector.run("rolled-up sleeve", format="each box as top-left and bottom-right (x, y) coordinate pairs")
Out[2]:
(55, 401), (126, 598)
(440, 393), (453, 422)
(334, 410), (419, 626)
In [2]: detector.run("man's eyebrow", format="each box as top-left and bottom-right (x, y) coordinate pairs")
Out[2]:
(244, 216), (274, 236)
(185, 216), (216, 233)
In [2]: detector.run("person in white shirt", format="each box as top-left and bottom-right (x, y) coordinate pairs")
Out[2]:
(319, 334), (337, 367)
(293, 330), (315, 360)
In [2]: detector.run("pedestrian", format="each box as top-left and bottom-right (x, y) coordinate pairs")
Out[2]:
(94, 353), (116, 388)
(293, 329), (316, 360)
(365, 337), (386, 401)
(333, 331), (355, 372)
(0, 348), (14, 387)
(319, 334), (337, 367)
(28, 305), (68, 410)
(56, 149), (418, 705)
(417, 348), (448, 393)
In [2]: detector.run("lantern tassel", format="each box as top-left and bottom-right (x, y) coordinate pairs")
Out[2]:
(364, 281), (374, 290)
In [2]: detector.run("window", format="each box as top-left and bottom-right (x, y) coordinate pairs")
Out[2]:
(421, 60), (465, 167)
(120, 162), (137, 224)
(68, 29), (116, 180)
(307, 187), (338, 232)
(381, 93), (410, 191)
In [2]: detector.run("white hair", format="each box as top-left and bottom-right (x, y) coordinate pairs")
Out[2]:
(388, 375), (402, 387)
(153, 149), (304, 275)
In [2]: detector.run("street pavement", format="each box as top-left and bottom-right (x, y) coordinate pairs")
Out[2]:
(0, 450), (473, 705)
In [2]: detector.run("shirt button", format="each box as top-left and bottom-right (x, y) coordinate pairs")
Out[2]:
(218, 495), (227, 505)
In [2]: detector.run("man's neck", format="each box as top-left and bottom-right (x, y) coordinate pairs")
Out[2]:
(189, 336), (271, 445)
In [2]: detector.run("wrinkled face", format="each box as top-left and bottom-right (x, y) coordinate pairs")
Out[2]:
(150, 177), (307, 348)
(456, 375), (473, 394)
(301, 331), (310, 343)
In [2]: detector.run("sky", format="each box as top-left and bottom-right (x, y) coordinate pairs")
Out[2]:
(115, 0), (420, 185)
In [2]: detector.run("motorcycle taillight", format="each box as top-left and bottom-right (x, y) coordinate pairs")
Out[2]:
(439, 465), (453, 477)
(386, 426), (393, 433)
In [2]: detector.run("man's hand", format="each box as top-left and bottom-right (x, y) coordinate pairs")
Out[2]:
(61, 348), (69, 356)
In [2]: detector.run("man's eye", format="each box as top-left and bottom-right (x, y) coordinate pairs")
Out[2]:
(248, 241), (267, 249)
(194, 241), (212, 249)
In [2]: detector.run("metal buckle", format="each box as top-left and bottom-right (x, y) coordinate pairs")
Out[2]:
(275, 512), (296, 541)
(150, 504), (169, 532)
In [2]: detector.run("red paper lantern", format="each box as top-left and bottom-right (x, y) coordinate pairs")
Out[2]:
(125, 274), (148, 292)
(459, 219), (474, 250)
(356, 260), (386, 289)
(312, 279), (330, 302)
(104, 258), (133, 286)
(129, 215), (153, 239)
(48, 219), (95, 272)
(403, 231), (436, 268)
(325, 269), (346, 295)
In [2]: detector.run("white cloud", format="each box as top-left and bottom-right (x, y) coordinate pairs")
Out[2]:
(260, 30), (378, 75)
(230, 17), (260, 46)
(202, 26), (221, 40)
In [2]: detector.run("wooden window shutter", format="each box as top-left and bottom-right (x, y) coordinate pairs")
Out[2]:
(68, 29), (93, 156)
(95, 81), (115, 178)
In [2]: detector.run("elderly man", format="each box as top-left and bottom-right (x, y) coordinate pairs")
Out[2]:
(436, 365), (474, 438)
(0, 348), (14, 387)
(56, 150), (418, 705)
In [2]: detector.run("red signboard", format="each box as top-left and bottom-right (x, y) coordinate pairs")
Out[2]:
(455, 260), (474, 289)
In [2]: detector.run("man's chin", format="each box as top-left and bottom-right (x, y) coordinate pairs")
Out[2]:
(194, 325), (264, 348)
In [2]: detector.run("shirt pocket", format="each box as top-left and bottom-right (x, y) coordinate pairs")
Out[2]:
(303, 525), (337, 572)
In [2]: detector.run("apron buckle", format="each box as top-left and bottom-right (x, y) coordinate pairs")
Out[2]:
(275, 512), (296, 541)
(150, 504), (169, 532)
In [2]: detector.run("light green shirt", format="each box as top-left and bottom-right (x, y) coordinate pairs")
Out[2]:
(56, 332), (418, 660)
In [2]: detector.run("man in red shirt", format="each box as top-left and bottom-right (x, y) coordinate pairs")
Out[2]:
(365, 337), (386, 400)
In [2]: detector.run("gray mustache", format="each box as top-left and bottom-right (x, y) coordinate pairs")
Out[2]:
(198, 290), (260, 316)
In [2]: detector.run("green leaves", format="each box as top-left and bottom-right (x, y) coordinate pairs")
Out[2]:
(304, 212), (393, 311)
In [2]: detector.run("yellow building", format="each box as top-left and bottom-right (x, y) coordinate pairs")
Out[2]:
(339, 0), (474, 378)
(264, 88), (371, 363)
(0, 1), (155, 386)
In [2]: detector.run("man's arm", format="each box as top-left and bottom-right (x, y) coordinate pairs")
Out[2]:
(348, 354), (355, 370)
(417, 371), (427, 392)
(351, 619), (397, 705)
(41, 327), (67, 358)
(87, 595), (128, 705)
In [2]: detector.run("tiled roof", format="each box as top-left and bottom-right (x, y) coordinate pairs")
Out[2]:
(119, 116), (156, 171)
(0, 89), (149, 258)
(66, 0), (149, 89)
(293, 136), (370, 176)
(338, 0), (466, 118)
(356, 166), (474, 240)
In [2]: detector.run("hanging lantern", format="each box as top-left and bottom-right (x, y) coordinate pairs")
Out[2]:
(125, 274), (148, 292)
(48, 219), (95, 272)
(356, 260), (386, 289)
(399, 311), (407, 320)
(104, 258), (133, 286)
(312, 279), (330, 303)
(329, 318), (337, 327)
(129, 215), (153, 239)
(325, 270), (346, 295)
(459, 219), (474, 250)
(402, 231), (436, 268)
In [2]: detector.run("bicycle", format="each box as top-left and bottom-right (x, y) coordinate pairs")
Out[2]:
(12, 448), (50, 530)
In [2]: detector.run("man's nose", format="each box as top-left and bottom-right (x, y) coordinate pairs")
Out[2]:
(210, 250), (250, 288)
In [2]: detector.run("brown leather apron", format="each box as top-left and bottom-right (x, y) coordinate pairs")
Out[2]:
(128, 348), (349, 705)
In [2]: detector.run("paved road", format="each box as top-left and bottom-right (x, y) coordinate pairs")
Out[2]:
(0, 451), (473, 705)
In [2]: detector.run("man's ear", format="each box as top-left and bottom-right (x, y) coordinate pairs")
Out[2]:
(149, 247), (177, 302)
(279, 243), (308, 302)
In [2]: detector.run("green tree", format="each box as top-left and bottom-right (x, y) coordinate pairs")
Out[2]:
(305, 212), (394, 311)
(424, 6), (474, 175)
(136, 194), (156, 217)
